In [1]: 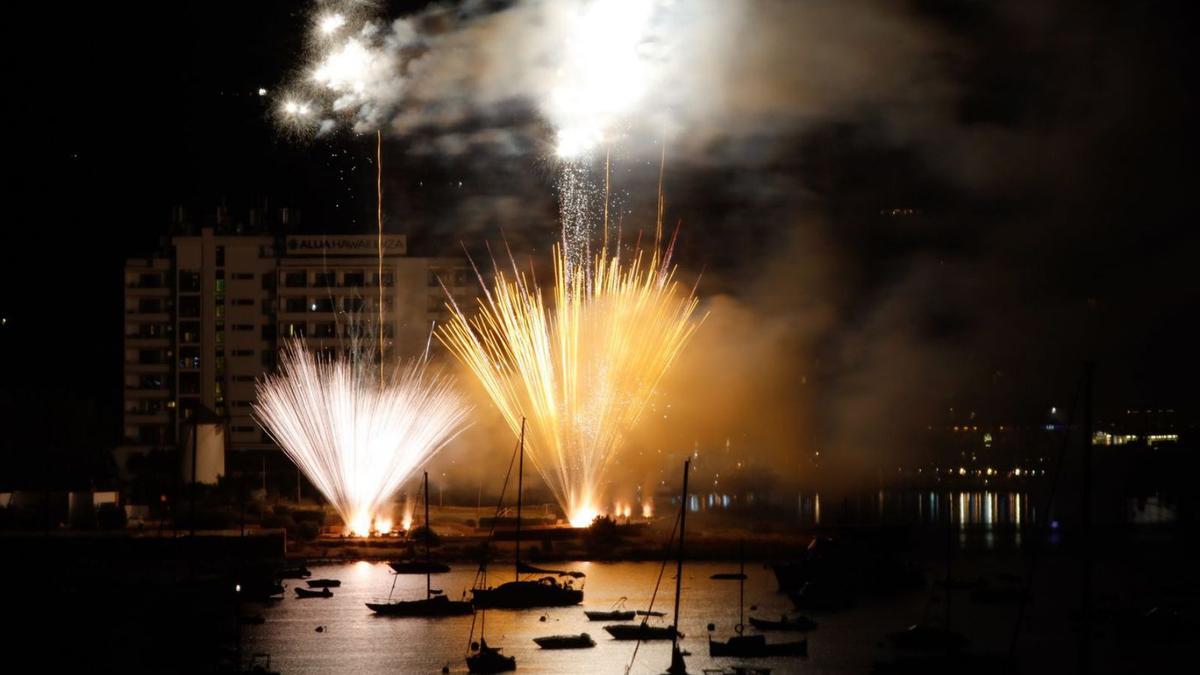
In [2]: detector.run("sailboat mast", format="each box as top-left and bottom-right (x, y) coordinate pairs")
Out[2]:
(515, 418), (525, 582)
(739, 540), (745, 632)
(672, 458), (690, 653)
(424, 471), (431, 600)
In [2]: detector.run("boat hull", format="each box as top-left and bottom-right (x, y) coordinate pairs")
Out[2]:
(532, 634), (596, 649)
(748, 616), (818, 632)
(585, 610), (636, 621)
(709, 635), (807, 657)
(388, 561), (451, 574)
(472, 581), (583, 609)
(366, 596), (473, 616)
(603, 624), (680, 641)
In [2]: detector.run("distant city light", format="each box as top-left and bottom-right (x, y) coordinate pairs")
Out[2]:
(258, 87), (268, 96)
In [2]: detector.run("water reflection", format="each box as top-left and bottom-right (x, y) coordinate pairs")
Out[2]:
(789, 491), (1035, 528)
(242, 561), (810, 674)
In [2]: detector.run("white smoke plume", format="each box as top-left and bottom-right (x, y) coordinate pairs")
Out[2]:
(282, 0), (955, 163)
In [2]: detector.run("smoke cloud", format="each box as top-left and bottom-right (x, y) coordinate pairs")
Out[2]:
(288, 0), (1196, 497)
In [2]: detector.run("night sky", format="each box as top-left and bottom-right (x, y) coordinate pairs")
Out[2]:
(1, 1), (1197, 483)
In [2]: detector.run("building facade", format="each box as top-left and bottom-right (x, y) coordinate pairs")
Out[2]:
(119, 228), (476, 474)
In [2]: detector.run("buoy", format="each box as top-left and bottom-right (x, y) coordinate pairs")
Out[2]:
(707, 623), (715, 632)
(315, 626), (325, 633)
(539, 615), (547, 622)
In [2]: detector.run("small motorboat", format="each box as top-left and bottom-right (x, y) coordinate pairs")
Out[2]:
(708, 633), (807, 658)
(604, 622), (681, 641)
(532, 633), (596, 649)
(585, 597), (635, 621)
(306, 578), (341, 588)
(636, 609), (666, 617)
(886, 624), (969, 651)
(466, 637), (516, 673)
(748, 614), (818, 632)
(277, 565), (312, 579)
(294, 586), (333, 599)
(585, 609), (636, 621)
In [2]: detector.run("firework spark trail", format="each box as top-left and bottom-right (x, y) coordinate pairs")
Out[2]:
(253, 339), (471, 536)
(438, 242), (701, 526)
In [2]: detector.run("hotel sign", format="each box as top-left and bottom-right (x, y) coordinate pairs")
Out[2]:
(285, 235), (407, 256)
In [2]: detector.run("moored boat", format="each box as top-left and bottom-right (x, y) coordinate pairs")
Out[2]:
(388, 560), (451, 574)
(367, 592), (472, 616)
(277, 565), (311, 579)
(368, 472), (473, 617)
(604, 622), (681, 641)
(467, 637), (516, 673)
(708, 633), (807, 658)
(294, 586), (332, 598)
(748, 614), (818, 631)
(306, 578), (341, 588)
(532, 633), (596, 649)
(585, 609), (636, 621)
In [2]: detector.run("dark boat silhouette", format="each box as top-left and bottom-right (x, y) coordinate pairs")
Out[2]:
(585, 597), (634, 621)
(277, 565), (311, 579)
(387, 560), (451, 574)
(367, 472), (473, 617)
(471, 424), (583, 609)
(708, 633), (807, 658)
(748, 614), (817, 631)
(532, 633), (596, 649)
(305, 578), (341, 588)
(294, 586), (332, 598)
(366, 592), (472, 616)
(586, 609), (636, 621)
(604, 623), (680, 641)
(467, 637), (516, 673)
(636, 609), (666, 617)
(709, 541), (808, 658)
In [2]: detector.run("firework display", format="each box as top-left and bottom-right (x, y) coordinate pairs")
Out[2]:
(253, 339), (470, 536)
(439, 240), (701, 527)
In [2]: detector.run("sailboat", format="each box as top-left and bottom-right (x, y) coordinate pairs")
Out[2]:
(471, 420), (584, 609)
(667, 459), (691, 675)
(467, 570), (516, 674)
(366, 472), (473, 617)
(709, 542), (807, 658)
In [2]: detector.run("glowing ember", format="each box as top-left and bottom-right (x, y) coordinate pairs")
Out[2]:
(569, 505), (600, 529)
(254, 338), (470, 536)
(439, 239), (701, 529)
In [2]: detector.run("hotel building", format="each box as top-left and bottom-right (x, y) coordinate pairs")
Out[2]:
(119, 227), (477, 476)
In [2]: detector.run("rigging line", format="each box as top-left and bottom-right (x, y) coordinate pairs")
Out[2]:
(1008, 368), (1087, 660)
(465, 430), (522, 655)
(625, 503), (682, 674)
(376, 129), (385, 389)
